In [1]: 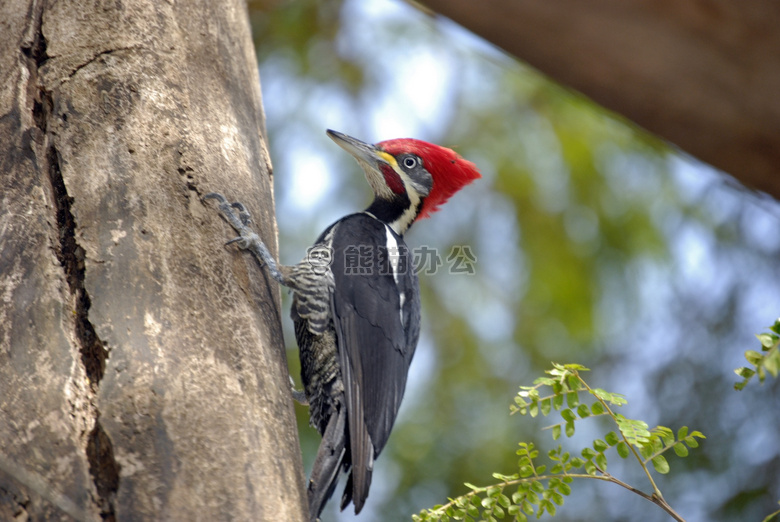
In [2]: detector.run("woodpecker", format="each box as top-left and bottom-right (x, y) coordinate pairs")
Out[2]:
(206, 130), (480, 521)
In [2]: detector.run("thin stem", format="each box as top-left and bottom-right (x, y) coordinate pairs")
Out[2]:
(762, 507), (780, 522)
(577, 374), (664, 499)
(643, 441), (679, 465)
(424, 471), (685, 522)
(596, 466), (686, 522)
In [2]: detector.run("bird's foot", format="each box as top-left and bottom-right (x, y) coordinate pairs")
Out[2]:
(204, 193), (285, 284)
(204, 192), (257, 247)
(289, 375), (309, 405)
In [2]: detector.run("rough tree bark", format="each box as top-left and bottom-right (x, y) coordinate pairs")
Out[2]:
(0, 0), (306, 520)
(420, 0), (780, 200)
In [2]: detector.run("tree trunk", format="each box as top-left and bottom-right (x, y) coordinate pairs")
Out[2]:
(419, 0), (780, 200)
(0, 1), (306, 520)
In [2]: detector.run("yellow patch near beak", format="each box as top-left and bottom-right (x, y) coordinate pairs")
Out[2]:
(376, 151), (398, 169)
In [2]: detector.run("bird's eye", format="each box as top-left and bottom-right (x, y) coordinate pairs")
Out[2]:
(403, 157), (417, 168)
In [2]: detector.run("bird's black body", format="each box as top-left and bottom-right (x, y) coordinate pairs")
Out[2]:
(206, 129), (479, 521)
(291, 214), (420, 517)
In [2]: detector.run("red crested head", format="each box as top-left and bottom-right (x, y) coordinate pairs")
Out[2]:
(377, 138), (481, 220)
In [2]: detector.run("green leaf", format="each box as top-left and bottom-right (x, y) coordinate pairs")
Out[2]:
(771, 320), (780, 336)
(497, 493), (510, 508)
(757, 333), (776, 349)
(540, 398), (551, 416)
(557, 482), (571, 496)
(673, 442), (689, 457)
(581, 447), (597, 459)
(745, 350), (765, 365)
(553, 393), (564, 410)
(577, 404), (591, 418)
(616, 442), (630, 458)
(651, 455), (670, 474)
(651, 435), (665, 453)
(565, 420), (575, 437)
(639, 443), (655, 460)
(552, 424), (562, 440)
(591, 402), (605, 415)
(530, 481), (544, 494)
(655, 426), (674, 446)
(735, 367), (756, 379)
(684, 436), (699, 448)
(605, 431), (620, 446)
(561, 409), (576, 422)
(615, 415), (651, 444)
(765, 350), (780, 377)
(595, 452), (608, 471)
(543, 499), (557, 517)
(593, 439), (609, 452)
(677, 426), (688, 440)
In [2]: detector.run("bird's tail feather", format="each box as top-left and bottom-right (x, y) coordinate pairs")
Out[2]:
(340, 453), (372, 513)
(308, 406), (347, 522)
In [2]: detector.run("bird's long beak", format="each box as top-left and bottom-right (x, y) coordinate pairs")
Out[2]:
(326, 130), (398, 169)
(327, 129), (400, 199)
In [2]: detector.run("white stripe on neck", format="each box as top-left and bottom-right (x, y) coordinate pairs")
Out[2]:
(384, 225), (405, 327)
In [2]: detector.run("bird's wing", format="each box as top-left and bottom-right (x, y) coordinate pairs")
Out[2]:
(329, 214), (419, 510)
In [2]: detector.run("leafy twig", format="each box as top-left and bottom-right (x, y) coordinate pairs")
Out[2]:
(735, 319), (780, 390)
(414, 363), (705, 522)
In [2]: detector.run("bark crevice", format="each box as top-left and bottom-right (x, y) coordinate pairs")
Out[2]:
(24, 5), (120, 519)
(66, 46), (142, 81)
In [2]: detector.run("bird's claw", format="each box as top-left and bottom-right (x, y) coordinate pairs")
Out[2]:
(204, 192), (257, 249)
(290, 375), (309, 405)
(230, 202), (252, 226)
(225, 231), (262, 251)
(204, 192), (286, 284)
(204, 192), (252, 232)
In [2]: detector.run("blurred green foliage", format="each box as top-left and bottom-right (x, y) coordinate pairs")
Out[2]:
(248, 1), (780, 520)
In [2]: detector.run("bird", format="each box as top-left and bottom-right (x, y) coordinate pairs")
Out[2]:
(205, 129), (480, 520)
